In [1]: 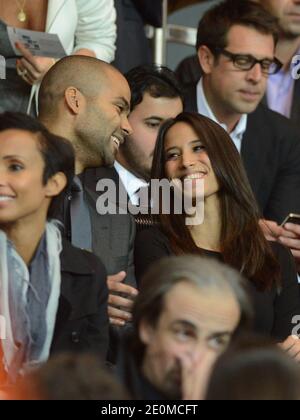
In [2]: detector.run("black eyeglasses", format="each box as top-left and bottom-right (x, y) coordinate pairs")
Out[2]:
(212, 47), (283, 75)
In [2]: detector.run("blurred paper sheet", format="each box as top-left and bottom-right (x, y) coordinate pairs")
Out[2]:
(6, 26), (66, 58)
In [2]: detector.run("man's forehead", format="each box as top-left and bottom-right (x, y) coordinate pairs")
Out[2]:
(160, 283), (240, 329)
(135, 93), (183, 115)
(226, 24), (275, 54)
(104, 68), (130, 92)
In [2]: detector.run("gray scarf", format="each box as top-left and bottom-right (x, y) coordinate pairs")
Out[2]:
(0, 222), (62, 381)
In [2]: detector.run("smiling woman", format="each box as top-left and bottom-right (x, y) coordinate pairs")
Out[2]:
(0, 112), (109, 387)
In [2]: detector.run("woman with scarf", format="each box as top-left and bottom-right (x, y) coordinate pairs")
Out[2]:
(0, 112), (109, 387)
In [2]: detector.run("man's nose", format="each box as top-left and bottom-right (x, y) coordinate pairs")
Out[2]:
(121, 115), (133, 136)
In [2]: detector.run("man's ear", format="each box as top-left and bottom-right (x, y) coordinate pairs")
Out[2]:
(45, 172), (67, 198)
(139, 319), (155, 346)
(64, 87), (85, 115)
(198, 45), (216, 75)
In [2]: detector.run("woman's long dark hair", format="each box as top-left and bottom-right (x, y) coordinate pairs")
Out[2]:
(151, 112), (280, 291)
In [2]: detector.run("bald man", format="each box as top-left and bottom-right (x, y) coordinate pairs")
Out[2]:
(39, 56), (138, 361)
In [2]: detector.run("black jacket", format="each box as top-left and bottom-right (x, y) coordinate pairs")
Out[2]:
(291, 78), (300, 123)
(184, 83), (300, 224)
(113, 0), (162, 73)
(50, 239), (109, 358)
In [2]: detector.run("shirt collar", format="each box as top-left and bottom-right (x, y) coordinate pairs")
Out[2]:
(197, 77), (248, 140)
(114, 161), (148, 204)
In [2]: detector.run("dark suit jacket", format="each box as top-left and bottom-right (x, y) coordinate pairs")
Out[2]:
(0, 239), (109, 385)
(288, 78), (300, 125)
(50, 239), (109, 358)
(113, 0), (162, 73)
(184, 83), (300, 224)
(132, 0), (162, 27)
(83, 166), (139, 363)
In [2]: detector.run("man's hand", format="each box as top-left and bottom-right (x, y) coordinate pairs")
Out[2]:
(279, 336), (300, 363)
(15, 42), (56, 85)
(107, 271), (138, 327)
(259, 219), (284, 242)
(278, 223), (300, 272)
(260, 220), (300, 272)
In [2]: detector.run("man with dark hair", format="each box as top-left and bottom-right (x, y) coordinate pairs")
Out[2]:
(183, 0), (300, 271)
(177, 0), (300, 123)
(38, 56), (138, 360)
(118, 255), (253, 400)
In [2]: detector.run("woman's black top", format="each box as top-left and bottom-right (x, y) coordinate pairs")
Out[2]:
(135, 227), (300, 342)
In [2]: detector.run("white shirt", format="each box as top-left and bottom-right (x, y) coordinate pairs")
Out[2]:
(114, 161), (149, 206)
(196, 78), (248, 153)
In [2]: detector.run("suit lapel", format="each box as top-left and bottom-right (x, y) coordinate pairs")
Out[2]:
(80, 168), (113, 258)
(291, 79), (300, 122)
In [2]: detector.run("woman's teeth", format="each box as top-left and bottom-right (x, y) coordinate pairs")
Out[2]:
(184, 172), (206, 180)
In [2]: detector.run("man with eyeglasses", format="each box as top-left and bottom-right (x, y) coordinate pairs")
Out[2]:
(184, 0), (300, 273)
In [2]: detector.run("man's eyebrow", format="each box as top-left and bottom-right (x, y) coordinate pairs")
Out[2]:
(114, 97), (130, 111)
(234, 52), (274, 60)
(172, 319), (197, 330)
